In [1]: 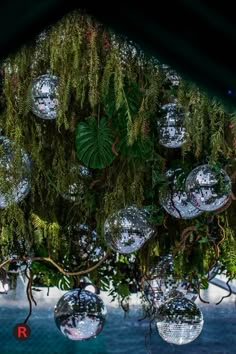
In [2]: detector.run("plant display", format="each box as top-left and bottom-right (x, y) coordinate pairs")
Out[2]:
(0, 10), (236, 318)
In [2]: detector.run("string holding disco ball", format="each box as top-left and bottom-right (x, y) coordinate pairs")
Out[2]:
(144, 254), (198, 309)
(54, 288), (107, 341)
(67, 224), (104, 262)
(31, 74), (59, 120)
(158, 102), (186, 148)
(104, 205), (155, 254)
(156, 297), (204, 345)
(159, 169), (203, 219)
(185, 165), (231, 212)
(0, 136), (31, 208)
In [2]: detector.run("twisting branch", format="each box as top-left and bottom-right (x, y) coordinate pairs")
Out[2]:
(230, 170), (236, 180)
(24, 264), (37, 307)
(24, 265), (34, 324)
(230, 191), (236, 200)
(215, 279), (232, 305)
(108, 118), (119, 156)
(89, 170), (106, 189)
(163, 214), (169, 230)
(0, 252), (110, 276)
(213, 196), (232, 213)
(192, 284), (210, 304)
(208, 217), (226, 271)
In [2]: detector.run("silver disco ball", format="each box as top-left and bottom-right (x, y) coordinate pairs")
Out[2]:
(158, 102), (186, 148)
(185, 165), (231, 212)
(104, 205), (155, 254)
(159, 169), (202, 219)
(161, 64), (181, 86)
(54, 289), (107, 341)
(61, 164), (91, 202)
(31, 74), (59, 120)
(68, 224), (104, 262)
(0, 136), (31, 208)
(156, 297), (204, 345)
(144, 255), (197, 308)
(159, 189), (203, 219)
(61, 182), (83, 202)
(79, 165), (92, 178)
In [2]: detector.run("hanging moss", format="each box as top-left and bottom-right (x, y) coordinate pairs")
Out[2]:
(0, 9), (235, 297)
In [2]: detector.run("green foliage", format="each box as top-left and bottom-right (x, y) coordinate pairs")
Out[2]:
(76, 116), (116, 169)
(0, 9), (236, 299)
(31, 261), (73, 290)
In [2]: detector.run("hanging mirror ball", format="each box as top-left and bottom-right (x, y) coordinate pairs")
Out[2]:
(61, 182), (83, 202)
(156, 297), (204, 345)
(159, 189), (203, 219)
(158, 102), (186, 148)
(61, 164), (91, 202)
(185, 165), (231, 212)
(144, 254), (197, 308)
(161, 64), (180, 86)
(54, 289), (107, 341)
(159, 168), (203, 219)
(79, 165), (92, 178)
(0, 136), (31, 209)
(68, 224), (104, 262)
(104, 205), (155, 254)
(31, 74), (59, 120)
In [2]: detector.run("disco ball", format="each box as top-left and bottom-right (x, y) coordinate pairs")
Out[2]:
(68, 224), (104, 262)
(0, 136), (31, 208)
(185, 165), (231, 212)
(161, 64), (181, 86)
(104, 205), (155, 254)
(31, 74), (59, 120)
(144, 255), (197, 308)
(156, 297), (204, 345)
(159, 169), (202, 219)
(61, 164), (91, 202)
(61, 183), (83, 202)
(79, 165), (92, 178)
(159, 189), (203, 219)
(158, 102), (186, 148)
(54, 289), (107, 341)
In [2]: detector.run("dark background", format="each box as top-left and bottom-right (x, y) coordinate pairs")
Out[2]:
(1, 1), (236, 112)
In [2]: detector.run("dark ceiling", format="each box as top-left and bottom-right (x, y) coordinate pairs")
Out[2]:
(1, 1), (236, 112)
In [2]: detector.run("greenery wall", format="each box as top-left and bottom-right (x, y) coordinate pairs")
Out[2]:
(0, 10), (236, 303)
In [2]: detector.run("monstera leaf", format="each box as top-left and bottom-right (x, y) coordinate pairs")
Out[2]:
(76, 116), (116, 169)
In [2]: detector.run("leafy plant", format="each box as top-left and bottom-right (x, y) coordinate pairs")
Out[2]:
(76, 116), (116, 169)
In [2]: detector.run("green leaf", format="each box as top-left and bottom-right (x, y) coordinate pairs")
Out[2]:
(76, 117), (116, 169)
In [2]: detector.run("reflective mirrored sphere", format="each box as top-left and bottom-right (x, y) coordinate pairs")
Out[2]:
(159, 169), (202, 219)
(104, 205), (155, 254)
(145, 255), (198, 308)
(0, 136), (31, 208)
(185, 165), (231, 211)
(158, 103), (186, 148)
(159, 189), (203, 219)
(79, 165), (92, 178)
(61, 164), (92, 202)
(68, 224), (104, 262)
(31, 74), (59, 120)
(161, 64), (181, 86)
(54, 289), (107, 341)
(156, 297), (204, 345)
